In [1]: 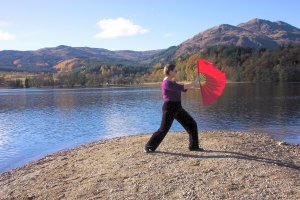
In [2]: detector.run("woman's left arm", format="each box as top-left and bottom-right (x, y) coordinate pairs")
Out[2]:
(184, 80), (198, 90)
(184, 75), (199, 90)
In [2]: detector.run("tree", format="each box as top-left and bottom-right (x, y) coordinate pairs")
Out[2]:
(15, 79), (23, 88)
(25, 77), (30, 88)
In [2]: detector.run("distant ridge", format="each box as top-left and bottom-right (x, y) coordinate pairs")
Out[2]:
(0, 45), (164, 72)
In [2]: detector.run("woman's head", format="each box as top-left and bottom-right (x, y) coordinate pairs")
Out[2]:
(163, 63), (176, 76)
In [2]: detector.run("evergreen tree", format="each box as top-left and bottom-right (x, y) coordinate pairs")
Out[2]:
(25, 78), (30, 88)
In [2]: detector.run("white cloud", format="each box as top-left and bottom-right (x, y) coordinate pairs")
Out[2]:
(0, 30), (15, 40)
(163, 33), (175, 37)
(94, 17), (149, 39)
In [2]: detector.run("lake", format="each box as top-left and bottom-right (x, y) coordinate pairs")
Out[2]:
(0, 83), (299, 172)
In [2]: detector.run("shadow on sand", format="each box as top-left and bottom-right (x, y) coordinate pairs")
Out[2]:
(150, 150), (300, 171)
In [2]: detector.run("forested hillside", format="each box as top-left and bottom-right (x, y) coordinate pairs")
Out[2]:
(149, 45), (300, 82)
(1, 45), (299, 88)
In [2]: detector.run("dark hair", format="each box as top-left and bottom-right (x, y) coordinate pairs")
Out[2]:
(163, 63), (176, 75)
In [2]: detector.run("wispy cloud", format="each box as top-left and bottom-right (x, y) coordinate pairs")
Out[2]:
(163, 33), (175, 37)
(0, 21), (12, 28)
(0, 30), (15, 40)
(94, 17), (149, 39)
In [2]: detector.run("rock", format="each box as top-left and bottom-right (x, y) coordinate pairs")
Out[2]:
(278, 141), (288, 146)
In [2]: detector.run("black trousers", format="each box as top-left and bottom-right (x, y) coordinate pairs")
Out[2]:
(145, 101), (199, 151)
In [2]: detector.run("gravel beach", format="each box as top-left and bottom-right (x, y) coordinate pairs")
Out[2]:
(0, 131), (299, 200)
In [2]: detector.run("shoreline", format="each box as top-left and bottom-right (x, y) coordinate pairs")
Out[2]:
(1, 81), (299, 90)
(0, 131), (299, 199)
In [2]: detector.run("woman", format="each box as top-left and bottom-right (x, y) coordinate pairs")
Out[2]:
(144, 63), (204, 153)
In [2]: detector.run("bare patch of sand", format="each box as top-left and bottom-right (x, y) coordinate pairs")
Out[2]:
(0, 131), (299, 199)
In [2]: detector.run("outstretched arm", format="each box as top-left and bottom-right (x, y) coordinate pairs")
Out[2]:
(184, 75), (199, 90)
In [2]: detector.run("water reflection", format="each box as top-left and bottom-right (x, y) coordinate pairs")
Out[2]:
(0, 84), (299, 172)
(182, 83), (300, 141)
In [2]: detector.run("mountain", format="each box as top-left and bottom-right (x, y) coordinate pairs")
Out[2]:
(175, 18), (300, 57)
(238, 18), (300, 42)
(0, 45), (164, 72)
(0, 18), (299, 72)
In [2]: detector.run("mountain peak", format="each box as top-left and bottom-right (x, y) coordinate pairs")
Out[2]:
(238, 18), (300, 33)
(175, 18), (300, 57)
(237, 18), (273, 30)
(242, 18), (271, 24)
(56, 45), (71, 49)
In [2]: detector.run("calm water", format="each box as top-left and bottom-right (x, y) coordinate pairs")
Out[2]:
(0, 83), (299, 172)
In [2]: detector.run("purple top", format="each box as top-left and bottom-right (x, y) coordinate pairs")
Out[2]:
(162, 80), (186, 102)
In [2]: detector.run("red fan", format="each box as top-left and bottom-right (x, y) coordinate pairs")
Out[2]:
(197, 59), (226, 105)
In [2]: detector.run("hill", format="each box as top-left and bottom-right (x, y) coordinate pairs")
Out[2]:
(175, 18), (300, 57)
(0, 45), (164, 72)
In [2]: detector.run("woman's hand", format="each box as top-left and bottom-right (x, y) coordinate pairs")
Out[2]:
(194, 74), (199, 82)
(184, 80), (198, 90)
(184, 74), (199, 90)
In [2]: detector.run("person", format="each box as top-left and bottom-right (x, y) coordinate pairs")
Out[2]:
(144, 63), (204, 153)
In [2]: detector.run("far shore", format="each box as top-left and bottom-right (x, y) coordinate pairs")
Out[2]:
(0, 131), (299, 199)
(1, 81), (298, 90)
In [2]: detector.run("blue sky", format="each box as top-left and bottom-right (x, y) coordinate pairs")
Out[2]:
(0, 0), (299, 51)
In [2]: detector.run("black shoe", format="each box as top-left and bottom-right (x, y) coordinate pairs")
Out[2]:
(189, 147), (204, 151)
(144, 147), (155, 153)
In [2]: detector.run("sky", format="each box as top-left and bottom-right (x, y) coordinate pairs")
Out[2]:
(0, 0), (299, 51)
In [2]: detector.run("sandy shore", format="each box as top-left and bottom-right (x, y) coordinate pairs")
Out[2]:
(0, 131), (299, 200)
